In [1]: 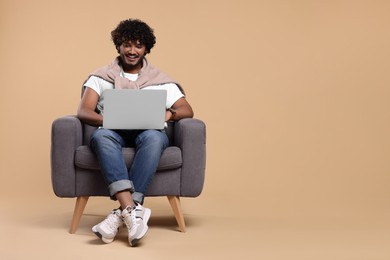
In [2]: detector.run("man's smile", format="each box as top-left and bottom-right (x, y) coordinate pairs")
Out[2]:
(126, 54), (139, 62)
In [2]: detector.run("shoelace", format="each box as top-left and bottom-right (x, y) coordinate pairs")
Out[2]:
(123, 207), (140, 229)
(103, 211), (122, 230)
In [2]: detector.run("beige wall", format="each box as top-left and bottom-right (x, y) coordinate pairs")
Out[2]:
(1, 0), (390, 220)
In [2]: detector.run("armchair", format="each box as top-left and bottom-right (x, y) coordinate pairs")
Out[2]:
(51, 116), (206, 233)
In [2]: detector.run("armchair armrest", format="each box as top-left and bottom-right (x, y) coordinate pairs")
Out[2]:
(51, 115), (83, 197)
(174, 118), (206, 197)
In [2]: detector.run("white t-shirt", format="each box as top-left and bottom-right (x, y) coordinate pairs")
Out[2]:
(84, 72), (184, 114)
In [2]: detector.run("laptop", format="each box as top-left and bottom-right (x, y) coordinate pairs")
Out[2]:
(102, 89), (167, 130)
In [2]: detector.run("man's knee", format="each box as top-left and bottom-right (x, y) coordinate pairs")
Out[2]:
(136, 130), (168, 148)
(90, 128), (120, 147)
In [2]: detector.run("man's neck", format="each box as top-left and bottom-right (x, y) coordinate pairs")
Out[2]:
(123, 65), (142, 74)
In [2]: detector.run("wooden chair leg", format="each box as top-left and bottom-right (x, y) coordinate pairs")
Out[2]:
(167, 196), (186, 232)
(69, 196), (89, 234)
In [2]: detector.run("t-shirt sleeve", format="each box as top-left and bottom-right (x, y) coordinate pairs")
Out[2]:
(83, 76), (104, 96)
(165, 83), (185, 108)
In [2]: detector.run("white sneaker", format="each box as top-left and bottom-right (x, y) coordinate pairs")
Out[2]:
(92, 208), (123, 243)
(122, 204), (151, 246)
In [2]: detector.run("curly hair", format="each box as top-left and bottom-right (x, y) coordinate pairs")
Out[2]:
(111, 19), (156, 53)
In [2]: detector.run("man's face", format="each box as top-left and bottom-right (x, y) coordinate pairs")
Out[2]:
(118, 40), (147, 73)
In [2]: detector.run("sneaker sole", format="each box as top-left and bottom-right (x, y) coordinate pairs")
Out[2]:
(92, 226), (115, 244)
(129, 208), (151, 247)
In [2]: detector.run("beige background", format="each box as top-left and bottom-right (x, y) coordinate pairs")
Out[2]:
(1, 0), (390, 259)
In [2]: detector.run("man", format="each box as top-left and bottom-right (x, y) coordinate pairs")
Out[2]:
(77, 19), (193, 247)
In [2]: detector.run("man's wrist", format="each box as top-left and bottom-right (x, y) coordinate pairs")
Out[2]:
(167, 107), (176, 120)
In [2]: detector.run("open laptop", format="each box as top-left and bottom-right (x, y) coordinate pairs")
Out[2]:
(102, 89), (167, 130)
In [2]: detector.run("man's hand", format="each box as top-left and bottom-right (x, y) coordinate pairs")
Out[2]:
(165, 110), (173, 121)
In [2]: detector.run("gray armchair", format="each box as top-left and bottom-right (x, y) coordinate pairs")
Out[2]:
(51, 116), (206, 233)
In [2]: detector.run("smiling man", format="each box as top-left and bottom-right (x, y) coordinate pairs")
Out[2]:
(77, 19), (193, 247)
(121, 40), (144, 72)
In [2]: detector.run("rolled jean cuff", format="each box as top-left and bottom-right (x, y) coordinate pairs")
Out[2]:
(108, 180), (134, 198)
(132, 192), (144, 205)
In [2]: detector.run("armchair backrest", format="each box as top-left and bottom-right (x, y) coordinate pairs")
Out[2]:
(82, 124), (98, 146)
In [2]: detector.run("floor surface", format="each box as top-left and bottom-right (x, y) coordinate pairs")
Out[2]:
(1, 195), (389, 260)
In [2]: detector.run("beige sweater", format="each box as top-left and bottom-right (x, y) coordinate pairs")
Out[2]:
(84, 57), (185, 95)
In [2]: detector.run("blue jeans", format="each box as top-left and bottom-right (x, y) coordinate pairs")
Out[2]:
(90, 128), (169, 204)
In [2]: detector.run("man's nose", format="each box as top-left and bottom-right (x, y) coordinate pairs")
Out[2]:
(128, 47), (136, 54)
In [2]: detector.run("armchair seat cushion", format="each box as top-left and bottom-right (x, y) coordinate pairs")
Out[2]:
(75, 146), (182, 171)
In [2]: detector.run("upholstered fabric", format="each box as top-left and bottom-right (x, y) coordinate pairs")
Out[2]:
(74, 146), (182, 171)
(51, 116), (206, 199)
